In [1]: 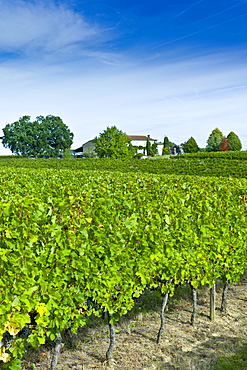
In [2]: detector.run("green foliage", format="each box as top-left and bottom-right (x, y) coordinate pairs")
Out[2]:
(162, 147), (171, 155)
(162, 136), (174, 155)
(128, 142), (138, 157)
(206, 128), (224, 152)
(2, 155), (247, 178)
(94, 126), (133, 158)
(182, 137), (199, 153)
(63, 148), (72, 160)
(176, 151), (247, 161)
(0, 163), (247, 367)
(2, 358), (22, 369)
(145, 138), (151, 156)
(206, 344), (247, 369)
(163, 136), (174, 147)
(163, 136), (170, 148)
(145, 139), (158, 156)
(227, 131), (242, 151)
(150, 142), (158, 156)
(206, 129), (242, 153)
(1, 115), (73, 157)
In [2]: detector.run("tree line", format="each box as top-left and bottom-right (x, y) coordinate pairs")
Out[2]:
(180, 128), (242, 154)
(0, 115), (243, 158)
(94, 126), (243, 157)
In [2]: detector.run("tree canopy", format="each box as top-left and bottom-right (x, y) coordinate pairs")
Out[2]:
(182, 137), (199, 153)
(227, 131), (242, 151)
(206, 128), (224, 152)
(94, 126), (133, 158)
(1, 115), (73, 157)
(206, 129), (242, 152)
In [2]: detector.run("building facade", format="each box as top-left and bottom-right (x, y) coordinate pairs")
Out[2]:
(74, 135), (163, 156)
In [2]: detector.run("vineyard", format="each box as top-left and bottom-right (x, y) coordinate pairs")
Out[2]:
(1, 154), (247, 178)
(0, 156), (247, 369)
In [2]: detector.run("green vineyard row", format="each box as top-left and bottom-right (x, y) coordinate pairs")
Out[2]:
(0, 168), (247, 367)
(178, 150), (247, 160)
(1, 155), (247, 178)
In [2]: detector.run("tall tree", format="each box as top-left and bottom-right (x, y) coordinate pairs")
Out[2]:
(206, 128), (224, 152)
(94, 126), (132, 158)
(227, 131), (242, 151)
(146, 137), (151, 156)
(182, 137), (199, 153)
(163, 136), (170, 148)
(162, 136), (174, 155)
(1, 115), (73, 157)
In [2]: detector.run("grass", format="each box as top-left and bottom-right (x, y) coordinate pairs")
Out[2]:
(203, 344), (247, 370)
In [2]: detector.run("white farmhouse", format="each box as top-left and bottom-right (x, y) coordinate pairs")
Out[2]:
(74, 135), (163, 156)
(127, 135), (163, 155)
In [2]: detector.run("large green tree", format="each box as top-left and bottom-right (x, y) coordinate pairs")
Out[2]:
(1, 115), (73, 157)
(94, 126), (132, 158)
(227, 131), (242, 151)
(206, 128), (224, 152)
(182, 137), (199, 153)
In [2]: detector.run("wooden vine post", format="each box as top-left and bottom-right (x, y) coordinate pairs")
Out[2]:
(221, 279), (229, 315)
(50, 333), (62, 370)
(190, 286), (197, 326)
(210, 284), (216, 322)
(106, 314), (116, 369)
(157, 293), (169, 344)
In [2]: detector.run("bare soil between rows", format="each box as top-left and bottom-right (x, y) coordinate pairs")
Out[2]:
(23, 277), (247, 370)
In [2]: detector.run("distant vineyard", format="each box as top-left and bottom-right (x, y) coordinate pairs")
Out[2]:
(0, 167), (247, 368)
(1, 154), (247, 178)
(178, 150), (247, 160)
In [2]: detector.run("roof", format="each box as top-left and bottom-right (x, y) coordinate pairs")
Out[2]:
(73, 146), (83, 152)
(73, 139), (94, 152)
(127, 135), (156, 141)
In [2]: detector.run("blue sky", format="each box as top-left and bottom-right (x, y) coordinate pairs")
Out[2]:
(0, 0), (247, 154)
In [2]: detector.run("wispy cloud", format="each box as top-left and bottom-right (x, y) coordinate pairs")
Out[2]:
(153, 12), (247, 49)
(0, 0), (105, 59)
(202, 0), (247, 21)
(171, 0), (204, 19)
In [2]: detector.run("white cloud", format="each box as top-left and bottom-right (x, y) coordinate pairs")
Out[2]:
(0, 0), (102, 57)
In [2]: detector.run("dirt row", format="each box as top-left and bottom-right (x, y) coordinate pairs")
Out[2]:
(21, 278), (247, 370)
